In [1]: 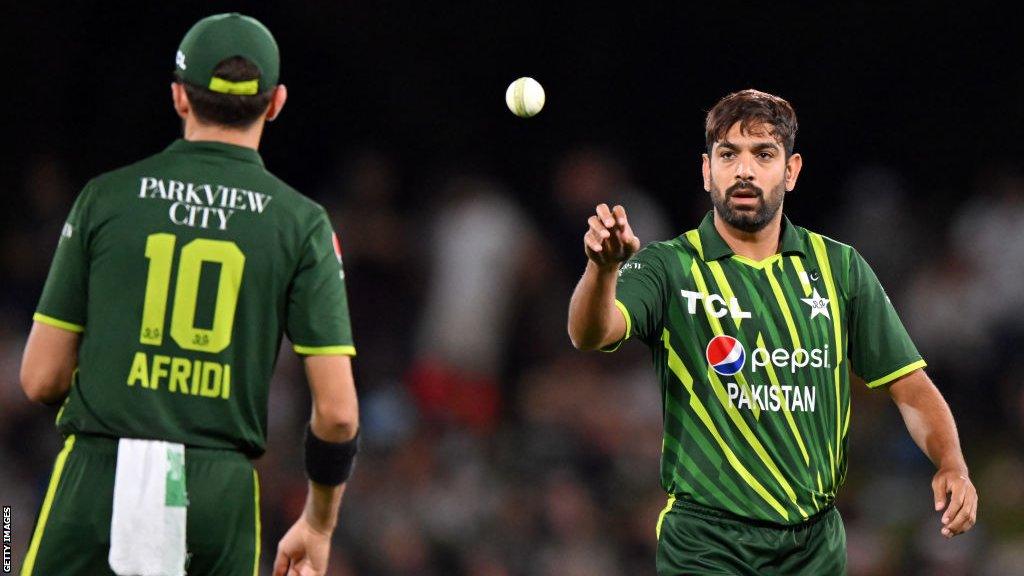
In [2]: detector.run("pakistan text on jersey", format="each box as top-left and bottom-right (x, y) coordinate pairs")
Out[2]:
(726, 382), (817, 412)
(127, 351), (232, 400)
(139, 177), (273, 231)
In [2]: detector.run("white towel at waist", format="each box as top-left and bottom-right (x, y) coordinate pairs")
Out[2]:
(108, 438), (187, 576)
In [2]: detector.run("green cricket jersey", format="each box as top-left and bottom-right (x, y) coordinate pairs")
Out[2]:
(34, 139), (355, 457)
(611, 212), (925, 524)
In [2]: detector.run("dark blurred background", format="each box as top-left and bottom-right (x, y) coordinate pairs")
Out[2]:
(2, 2), (1022, 575)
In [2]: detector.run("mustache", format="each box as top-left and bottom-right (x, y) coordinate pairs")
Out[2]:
(726, 182), (764, 197)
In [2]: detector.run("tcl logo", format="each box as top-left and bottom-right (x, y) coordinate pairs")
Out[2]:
(680, 290), (751, 320)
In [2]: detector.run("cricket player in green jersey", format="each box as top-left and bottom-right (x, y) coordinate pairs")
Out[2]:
(19, 14), (359, 576)
(568, 89), (978, 575)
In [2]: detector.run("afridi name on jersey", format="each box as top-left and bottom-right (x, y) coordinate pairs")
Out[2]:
(609, 212), (925, 524)
(34, 140), (355, 457)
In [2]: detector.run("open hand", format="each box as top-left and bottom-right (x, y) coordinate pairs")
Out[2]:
(584, 203), (640, 268)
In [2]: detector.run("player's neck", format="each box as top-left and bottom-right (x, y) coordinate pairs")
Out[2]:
(183, 118), (265, 151)
(712, 210), (783, 262)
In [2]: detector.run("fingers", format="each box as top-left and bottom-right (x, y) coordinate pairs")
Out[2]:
(932, 476), (947, 512)
(595, 203), (615, 228)
(943, 481), (978, 537)
(586, 216), (610, 253)
(612, 204), (628, 228)
(273, 551), (291, 576)
(941, 478), (967, 526)
(585, 203), (638, 263)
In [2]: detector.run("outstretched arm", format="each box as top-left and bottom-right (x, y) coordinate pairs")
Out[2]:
(274, 354), (359, 576)
(887, 369), (977, 538)
(568, 204), (640, 351)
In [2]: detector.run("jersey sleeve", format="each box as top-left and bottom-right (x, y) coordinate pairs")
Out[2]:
(603, 245), (667, 351)
(286, 210), (356, 356)
(847, 249), (925, 387)
(35, 183), (96, 332)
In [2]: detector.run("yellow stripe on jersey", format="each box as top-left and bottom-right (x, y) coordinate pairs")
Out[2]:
(689, 260), (805, 515)
(730, 253), (782, 270)
(843, 402), (851, 439)
(684, 229), (704, 260)
(866, 359), (927, 388)
(655, 494), (676, 539)
(614, 299), (632, 341)
(32, 313), (84, 333)
(790, 256), (813, 297)
(22, 435), (77, 575)
(807, 233), (845, 486)
(662, 330), (789, 521)
(689, 261), (759, 419)
(756, 333), (811, 466)
(706, 260), (743, 329)
(600, 299), (633, 353)
(252, 469), (261, 576)
(764, 263), (802, 349)
(292, 344), (357, 356)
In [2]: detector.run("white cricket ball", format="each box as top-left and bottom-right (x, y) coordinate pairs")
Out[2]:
(505, 77), (545, 118)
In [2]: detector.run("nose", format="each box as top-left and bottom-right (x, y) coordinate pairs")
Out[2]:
(735, 158), (755, 181)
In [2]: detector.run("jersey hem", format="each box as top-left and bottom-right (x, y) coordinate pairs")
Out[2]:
(293, 344), (357, 356)
(33, 312), (85, 333)
(865, 359), (927, 388)
(599, 299), (632, 353)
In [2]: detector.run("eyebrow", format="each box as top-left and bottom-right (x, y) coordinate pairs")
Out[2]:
(717, 140), (781, 152)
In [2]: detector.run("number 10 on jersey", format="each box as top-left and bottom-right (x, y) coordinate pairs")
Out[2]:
(140, 233), (245, 353)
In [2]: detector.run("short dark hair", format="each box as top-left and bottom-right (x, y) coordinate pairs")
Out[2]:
(705, 89), (798, 156)
(177, 56), (274, 128)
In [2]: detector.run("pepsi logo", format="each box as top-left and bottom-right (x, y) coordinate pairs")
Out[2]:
(706, 335), (746, 376)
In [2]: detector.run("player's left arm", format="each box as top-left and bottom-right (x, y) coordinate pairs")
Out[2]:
(887, 369), (977, 538)
(20, 321), (80, 404)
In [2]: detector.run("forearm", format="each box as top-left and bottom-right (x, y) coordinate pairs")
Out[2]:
(568, 260), (623, 350)
(303, 481), (347, 534)
(891, 372), (967, 472)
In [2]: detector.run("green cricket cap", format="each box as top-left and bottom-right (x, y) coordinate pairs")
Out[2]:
(175, 13), (279, 96)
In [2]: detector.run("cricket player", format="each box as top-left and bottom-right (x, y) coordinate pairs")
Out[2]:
(568, 89), (978, 575)
(19, 14), (359, 576)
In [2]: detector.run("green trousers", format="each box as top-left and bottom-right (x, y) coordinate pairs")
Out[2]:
(656, 498), (847, 576)
(21, 434), (261, 576)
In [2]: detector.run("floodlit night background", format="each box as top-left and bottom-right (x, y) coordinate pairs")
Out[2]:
(2, 2), (1022, 574)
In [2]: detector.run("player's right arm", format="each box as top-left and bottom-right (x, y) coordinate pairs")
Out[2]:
(273, 354), (359, 576)
(568, 203), (640, 350)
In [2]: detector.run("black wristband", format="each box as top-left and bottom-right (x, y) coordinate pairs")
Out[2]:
(304, 424), (359, 486)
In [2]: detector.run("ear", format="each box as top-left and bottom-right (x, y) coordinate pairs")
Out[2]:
(171, 82), (190, 120)
(702, 153), (711, 192)
(266, 84), (288, 122)
(784, 152), (803, 192)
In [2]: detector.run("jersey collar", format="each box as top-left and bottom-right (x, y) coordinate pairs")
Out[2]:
(695, 211), (806, 261)
(165, 139), (265, 167)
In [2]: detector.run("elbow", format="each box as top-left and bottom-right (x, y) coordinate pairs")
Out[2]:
(567, 322), (604, 351)
(567, 325), (593, 351)
(20, 366), (63, 404)
(569, 334), (599, 352)
(314, 403), (360, 442)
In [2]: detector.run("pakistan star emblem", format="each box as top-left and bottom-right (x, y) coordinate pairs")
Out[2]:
(801, 288), (831, 320)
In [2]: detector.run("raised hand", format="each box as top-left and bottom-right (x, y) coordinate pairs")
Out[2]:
(584, 203), (641, 268)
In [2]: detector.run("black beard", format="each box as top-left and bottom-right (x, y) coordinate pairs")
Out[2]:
(709, 181), (786, 233)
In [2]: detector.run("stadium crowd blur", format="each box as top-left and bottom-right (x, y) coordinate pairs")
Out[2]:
(2, 146), (1022, 575)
